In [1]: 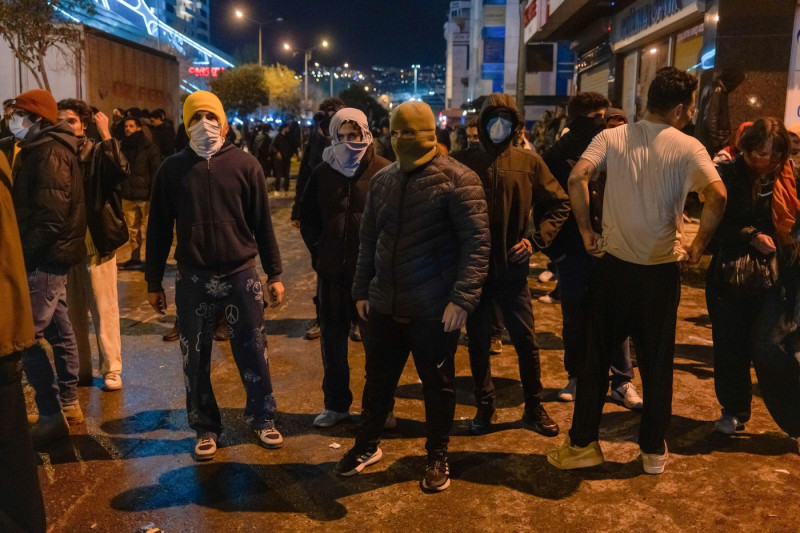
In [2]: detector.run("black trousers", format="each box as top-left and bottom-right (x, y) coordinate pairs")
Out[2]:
(707, 282), (800, 437)
(274, 158), (291, 191)
(356, 312), (459, 458)
(318, 278), (365, 412)
(0, 352), (46, 533)
(175, 266), (276, 438)
(466, 274), (543, 407)
(559, 251), (633, 388)
(569, 255), (680, 454)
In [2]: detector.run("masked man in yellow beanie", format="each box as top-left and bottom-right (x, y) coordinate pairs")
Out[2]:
(145, 91), (285, 461)
(11, 88), (86, 447)
(335, 101), (490, 492)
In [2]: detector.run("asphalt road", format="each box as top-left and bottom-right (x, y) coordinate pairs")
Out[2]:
(28, 194), (800, 532)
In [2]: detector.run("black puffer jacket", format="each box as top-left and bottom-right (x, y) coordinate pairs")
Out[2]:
(292, 128), (330, 221)
(77, 136), (130, 256)
(12, 121), (86, 271)
(352, 153), (490, 319)
(120, 131), (160, 201)
(468, 93), (570, 283)
(300, 147), (391, 284)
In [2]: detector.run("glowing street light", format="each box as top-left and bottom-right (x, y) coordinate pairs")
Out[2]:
(234, 8), (282, 66)
(283, 40), (331, 114)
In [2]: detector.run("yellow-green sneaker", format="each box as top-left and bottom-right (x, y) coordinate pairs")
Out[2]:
(547, 436), (604, 469)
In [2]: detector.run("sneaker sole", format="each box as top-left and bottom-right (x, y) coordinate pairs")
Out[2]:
(258, 438), (284, 449)
(421, 477), (451, 492)
(313, 415), (352, 428)
(103, 382), (122, 392)
(546, 453), (604, 470)
(557, 393), (575, 402)
(195, 450), (216, 461)
(337, 448), (383, 477)
(609, 392), (642, 410)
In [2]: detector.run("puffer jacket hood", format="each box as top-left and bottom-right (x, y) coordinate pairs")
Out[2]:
(478, 93), (524, 155)
(23, 120), (77, 153)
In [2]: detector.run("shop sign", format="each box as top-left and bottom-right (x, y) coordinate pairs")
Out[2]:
(611, 0), (704, 51)
(189, 66), (226, 77)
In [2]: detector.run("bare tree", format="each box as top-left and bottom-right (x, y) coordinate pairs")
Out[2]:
(0, 0), (95, 91)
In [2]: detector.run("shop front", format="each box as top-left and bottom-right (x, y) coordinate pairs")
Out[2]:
(610, 0), (706, 120)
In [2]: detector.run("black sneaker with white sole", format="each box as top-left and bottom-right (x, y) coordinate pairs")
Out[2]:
(335, 447), (382, 476)
(421, 456), (450, 492)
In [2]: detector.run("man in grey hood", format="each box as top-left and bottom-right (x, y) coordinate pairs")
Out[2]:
(11, 89), (86, 447)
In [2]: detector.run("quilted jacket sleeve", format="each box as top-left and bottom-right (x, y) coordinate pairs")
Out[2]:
(352, 178), (379, 302)
(447, 167), (490, 313)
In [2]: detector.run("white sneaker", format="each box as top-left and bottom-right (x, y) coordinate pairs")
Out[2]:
(313, 409), (351, 428)
(538, 294), (560, 304)
(641, 442), (668, 474)
(194, 437), (217, 461)
(610, 382), (643, 410)
(254, 421), (283, 449)
(103, 372), (122, 391)
(538, 270), (555, 282)
(558, 378), (577, 402)
(714, 414), (744, 435)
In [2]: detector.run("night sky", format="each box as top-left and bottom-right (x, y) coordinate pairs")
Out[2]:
(210, 0), (451, 69)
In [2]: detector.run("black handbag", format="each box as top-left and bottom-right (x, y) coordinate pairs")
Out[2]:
(713, 245), (779, 295)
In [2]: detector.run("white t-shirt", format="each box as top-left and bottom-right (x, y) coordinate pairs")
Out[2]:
(580, 120), (721, 265)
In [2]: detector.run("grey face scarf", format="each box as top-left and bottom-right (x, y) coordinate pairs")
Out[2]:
(322, 108), (373, 177)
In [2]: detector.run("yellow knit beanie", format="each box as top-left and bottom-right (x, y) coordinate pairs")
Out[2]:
(183, 90), (229, 138)
(390, 101), (438, 172)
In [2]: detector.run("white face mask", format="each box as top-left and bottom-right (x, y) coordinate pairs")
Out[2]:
(189, 118), (224, 160)
(9, 114), (33, 140)
(487, 116), (513, 144)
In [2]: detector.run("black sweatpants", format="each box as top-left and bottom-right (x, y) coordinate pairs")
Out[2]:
(466, 274), (543, 407)
(0, 352), (46, 533)
(175, 266), (276, 439)
(569, 255), (680, 454)
(355, 312), (459, 458)
(318, 278), (365, 412)
(707, 282), (800, 437)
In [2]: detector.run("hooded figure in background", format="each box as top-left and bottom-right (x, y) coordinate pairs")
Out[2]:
(696, 67), (745, 156)
(336, 100), (490, 493)
(145, 90), (286, 462)
(299, 108), (392, 429)
(459, 93), (570, 437)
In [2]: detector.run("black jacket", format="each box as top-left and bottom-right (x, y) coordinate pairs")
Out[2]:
(465, 93), (570, 283)
(145, 143), (282, 292)
(120, 132), (160, 201)
(152, 122), (176, 161)
(292, 129), (329, 220)
(77, 136), (130, 256)
(352, 153), (490, 319)
(12, 121), (86, 271)
(540, 115), (607, 260)
(299, 147), (391, 284)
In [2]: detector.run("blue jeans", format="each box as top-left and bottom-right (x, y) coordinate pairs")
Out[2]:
(23, 268), (80, 416)
(175, 266), (276, 438)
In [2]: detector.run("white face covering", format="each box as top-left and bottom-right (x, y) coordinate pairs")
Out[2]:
(189, 118), (224, 160)
(487, 116), (513, 144)
(321, 108), (373, 177)
(9, 114), (33, 140)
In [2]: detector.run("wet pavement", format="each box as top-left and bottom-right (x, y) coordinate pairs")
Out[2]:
(30, 195), (800, 532)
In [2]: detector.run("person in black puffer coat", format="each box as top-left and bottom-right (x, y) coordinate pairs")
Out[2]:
(58, 98), (130, 393)
(120, 116), (161, 269)
(299, 108), (391, 429)
(10, 89), (86, 447)
(335, 101), (490, 493)
(458, 92), (570, 438)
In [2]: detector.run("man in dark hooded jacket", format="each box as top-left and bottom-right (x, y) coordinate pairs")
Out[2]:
(541, 93), (642, 409)
(458, 93), (570, 437)
(695, 68), (745, 156)
(10, 89), (86, 446)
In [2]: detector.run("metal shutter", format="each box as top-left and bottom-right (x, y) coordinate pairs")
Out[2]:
(578, 63), (609, 96)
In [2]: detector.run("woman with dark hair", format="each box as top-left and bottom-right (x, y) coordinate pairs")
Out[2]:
(707, 117), (800, 443)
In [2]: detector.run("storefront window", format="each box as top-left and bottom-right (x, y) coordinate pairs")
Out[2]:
(636, 37), (670, 120)
(674, 24), (704, 76)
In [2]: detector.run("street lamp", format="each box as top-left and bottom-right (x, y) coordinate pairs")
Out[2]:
(234, 8), (283, 66)
(411, 64), (421, 99)
(283, 40), (330, 115)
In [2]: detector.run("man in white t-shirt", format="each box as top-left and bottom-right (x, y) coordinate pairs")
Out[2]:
(547, 67), (727, 475)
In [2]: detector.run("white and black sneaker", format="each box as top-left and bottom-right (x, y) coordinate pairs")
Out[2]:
(335, 447), (383, 476)
(421, 456), (450, 492)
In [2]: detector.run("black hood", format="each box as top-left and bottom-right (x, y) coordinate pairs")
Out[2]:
(23, 120), (77, 153)
(478, 93), (523, 155)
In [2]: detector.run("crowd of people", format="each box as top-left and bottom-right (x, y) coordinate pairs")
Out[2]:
(4, 64), (800, 529)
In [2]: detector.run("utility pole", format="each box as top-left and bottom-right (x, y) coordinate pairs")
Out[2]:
(412, 64), (420, 99)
